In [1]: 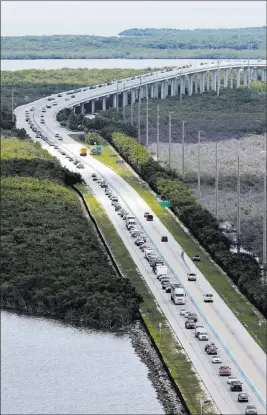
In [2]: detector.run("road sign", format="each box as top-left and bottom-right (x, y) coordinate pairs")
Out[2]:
(156, 195), (161, 199)
(96, 145), (102, 151)
(160, 201), (171, 208)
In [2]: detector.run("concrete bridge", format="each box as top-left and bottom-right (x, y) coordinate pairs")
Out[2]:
(66, 61), (267, 116)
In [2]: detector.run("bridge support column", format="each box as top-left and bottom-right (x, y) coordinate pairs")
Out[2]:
(262, 69), (267, 82)
(224, 69), (229, 88)
(102, 97), (106, 111)
(171, 79), (175, 96)
(112, 94), (117, 108)
(164, 80), (169, 97)
(187, 74), (193, 96)
(230, 70), (233, 89)
(122, 90), (128, 107)
(206, 72), (210, 91)
(252, 68), (258, 81)
(200, 73), (205, 93)
(150, 84), (154, 98)
(194, 75), (198, 93)
(154, 82), (159, 98)
(73, 106), (78, 114)
(243, 69), (248, 85)
(236, 68), (241, 87)
(182, 76), (186, 94)
(80, 102), (85, 115)
(160, 82), (165, 99)
(211, 71), (217, 91)
(91, 100), (95, 114)
(131, 88), (135, 104)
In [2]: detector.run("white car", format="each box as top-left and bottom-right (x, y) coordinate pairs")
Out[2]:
(180, 308), (187, 316)
(212, 356), (222, 364)
(227, 376), (238, 384)
(184, 311), (191, 318)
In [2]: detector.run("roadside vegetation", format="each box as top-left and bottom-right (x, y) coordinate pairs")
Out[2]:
(80, 188), (215, 415)
(0, 137), (142, 329)
(1, 27), (266, 59)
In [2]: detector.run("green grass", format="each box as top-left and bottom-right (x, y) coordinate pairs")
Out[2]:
(89, 142), (267, 354)
(1, 137), (55, 160)
(79, 185), (216, 415)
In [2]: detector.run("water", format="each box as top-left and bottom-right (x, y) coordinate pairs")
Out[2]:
(1, 310), (164, 415)
(0, 58), (260, 71)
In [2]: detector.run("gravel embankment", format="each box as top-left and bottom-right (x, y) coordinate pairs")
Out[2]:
(129, 321), (188, 415)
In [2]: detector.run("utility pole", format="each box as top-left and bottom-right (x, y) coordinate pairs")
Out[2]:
(215, 141), (219, 217)
(138, 76), (141, 143)
(146, 84), (149, 148)
(11, 87), (14, 122)
(130, 89), (133, 125)
(197, 131), (201, 199)
(168, 112), (172, 169)
(182, 121), (185, 178)
(122, 83), (126, 120)
(156, 104), (160, 161)
(237, 155), (241, 254)
(179, 71), (182, 102)
(263, 135), (267, 285)
(217, 59), (220, 97)
(116, 81), (119, 112)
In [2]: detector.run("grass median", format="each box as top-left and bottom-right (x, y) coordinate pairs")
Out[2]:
(79, 185), (215, 415)
(88, 142), (267, 354)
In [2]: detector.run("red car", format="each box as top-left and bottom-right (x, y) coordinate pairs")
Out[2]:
(185, 320), (196, 329)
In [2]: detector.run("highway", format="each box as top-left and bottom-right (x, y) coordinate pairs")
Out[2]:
(14, 79), (267, 415)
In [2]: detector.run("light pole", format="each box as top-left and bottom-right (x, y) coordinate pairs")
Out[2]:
(215, 141), (219, 217)
(261, 141), (267, 285)
(181, 121), (186, 178)
(138, 76), (142, 143)
(168, 112), (172, 169)
(156, 104), (160, 161)
(146, 84), (149, 148)
(236, 155), (241, 254)
(197, 131), (206, 199)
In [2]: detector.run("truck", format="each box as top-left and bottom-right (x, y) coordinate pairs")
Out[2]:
(80, 147), (87, 156)
(170, 285), (186, 305)
(154, 264), (168, 277)
(144, 248), (154, 259)
(126, 215), (136, 230)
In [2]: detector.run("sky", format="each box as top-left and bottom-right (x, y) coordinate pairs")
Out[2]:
(1, 1), (266, 37)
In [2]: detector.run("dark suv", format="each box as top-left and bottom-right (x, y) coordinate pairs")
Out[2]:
(230, 381), (242, 391)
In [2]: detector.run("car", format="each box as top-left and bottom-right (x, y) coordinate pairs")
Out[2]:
(42, 108), (46, 113)
(77, 164), (84, 169)
(41, 114), (44, 118)
(207, 345), (217, 355)
(180, 308), (187, 316)
(205, 342), (215, 352)
(58, 137), (63, 141)
(161, 236), (168, 242)
(71, 95), (75, 98)
(65, 97), (70, 101)
(55, 133), (59, 137)
(57, 94), (63, 97)
(30, 107), (35, 111)
(54, 145), (59, 149)
(230, 381), (242, 391)
(187, 273), (197, 281)
(53, 102), (57, 106)
(204, 293), (214, 303)
(144, 212), (150, 218)
(92, 173), (97, 180)
(238, 393), (249, 402)
(40, 120), (45, 124)
(146, 214), (153, 221)
(186, 312), (198, 322)
(185, 320), (196, 329)
(219, 365), (231, 376)
(211, 356), (222, 364)
(69, 157), (74, 161)
(192, 254), (200, 262)
(163, 282), (171, 293)
(73, 160), (79, 165)
(184, 311), (192, 319)
(227, 376), (238, 384)
(245, 404), (257, 415)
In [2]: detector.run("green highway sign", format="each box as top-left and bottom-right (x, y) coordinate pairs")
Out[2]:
(160, 201), (171, 208)
(96, 145), (102, 151)
(156, 195), (161, 199)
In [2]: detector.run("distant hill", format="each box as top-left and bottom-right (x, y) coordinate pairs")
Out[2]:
(1, 27), (266, 60)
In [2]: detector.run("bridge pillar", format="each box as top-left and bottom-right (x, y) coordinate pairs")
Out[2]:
(112, 94), (117, 108)
(171, 79), (175, 96)
(165, 80), (169, 97)
(236, 68), (241, 87)
(73, 106), (78, 114)
(102, 97), (106, 111)
(211, 71), (217, 91)
(252, 68), (258, 82)
(150, 84), (154, 98)
(194, 75), (198, 93)
(206, 72), (210, 91)
(224, 69), (229, 88)
(91, 100), (95, 114)
(200, 73), (205, 93)
(160, 82), (165, 99)
(122, 90), (128, 107)
(155, 82), (159, 98)
(262, 69), (267, 82)
(182, 76), (186, 94)
(80, 102), (85, 115)
(187, 74), (193, 96)
(131, 88), (135, 104)
(230, 69), (233, 89)
(243, 69), (248, 85)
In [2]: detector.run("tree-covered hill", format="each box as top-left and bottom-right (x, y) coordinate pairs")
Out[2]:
(1, 26), (266, 59)
(0, 137), (142, 328)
